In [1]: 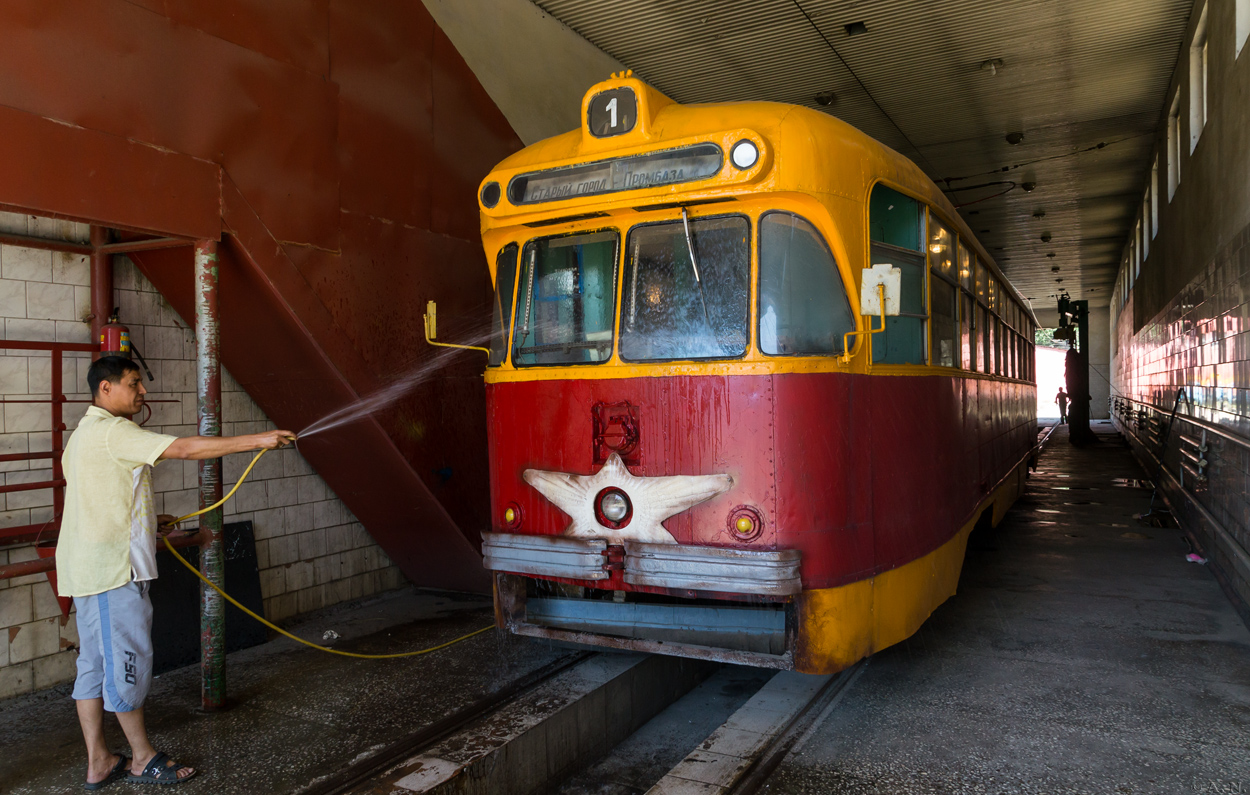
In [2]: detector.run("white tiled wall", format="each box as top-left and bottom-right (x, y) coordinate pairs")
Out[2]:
(0, 213), (405, 700)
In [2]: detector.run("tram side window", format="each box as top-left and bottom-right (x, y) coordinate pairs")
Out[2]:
(928, 218), (957, 368)
(975, 259), (989, 372)
(512, 230), (619, 367)
(957, 241), (974, 369)
(995, 319), (1005, 376)
(488, 243), (519, 366)
(620, 215), (750, 362)
(869, 185), (922, 250)
(758, 212), (854, 356)
(1008, 325), (1017, 379)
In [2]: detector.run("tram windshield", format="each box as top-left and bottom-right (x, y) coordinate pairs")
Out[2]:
(620, 215), (750, 361)
(512, 230), (619, 367)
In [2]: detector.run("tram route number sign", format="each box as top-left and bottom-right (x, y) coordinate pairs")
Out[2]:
(588, 87), (638, 137)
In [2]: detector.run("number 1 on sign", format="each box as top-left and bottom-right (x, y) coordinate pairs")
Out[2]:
(606, 97), (617, 129)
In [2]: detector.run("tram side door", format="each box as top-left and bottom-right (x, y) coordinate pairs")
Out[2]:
(868, 243), (927, 366)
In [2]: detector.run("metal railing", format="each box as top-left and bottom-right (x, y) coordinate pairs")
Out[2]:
(1111, 391), (1250, 588)
(1111, 393), (1250, 453)
(0, 339), (177, 546)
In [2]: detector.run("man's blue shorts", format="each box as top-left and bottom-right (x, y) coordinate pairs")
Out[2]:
(72, 581), (153, 713)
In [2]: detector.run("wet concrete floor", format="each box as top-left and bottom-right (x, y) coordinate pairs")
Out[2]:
(767, 422), (1250, 794)
(0, 588), (571, 794)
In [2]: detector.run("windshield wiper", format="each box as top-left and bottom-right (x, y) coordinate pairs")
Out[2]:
(681, 206), (714, 331)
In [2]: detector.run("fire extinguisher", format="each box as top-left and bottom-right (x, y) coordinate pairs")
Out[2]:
(100, 308), (154, 381)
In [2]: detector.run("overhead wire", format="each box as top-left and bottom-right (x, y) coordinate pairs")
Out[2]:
(789, 0), (936, 174)
(940, 133), (1153, 185)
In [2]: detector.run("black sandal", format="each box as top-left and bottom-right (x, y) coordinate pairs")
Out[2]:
(126, 752), (198, 785)
(84, 754), (128, 791)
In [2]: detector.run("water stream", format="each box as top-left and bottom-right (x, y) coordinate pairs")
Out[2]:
(297, 328), (492, 439)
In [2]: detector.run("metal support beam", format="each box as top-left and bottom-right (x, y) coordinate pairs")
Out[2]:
(194, 239), (226, 710)
(89, 226), (112, 358)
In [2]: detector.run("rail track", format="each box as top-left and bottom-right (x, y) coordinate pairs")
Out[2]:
(297, 650), (864, 795)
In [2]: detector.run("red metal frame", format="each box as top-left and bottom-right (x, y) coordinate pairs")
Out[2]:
(0, 340), (93, 545)
(0, 339), (177, 547)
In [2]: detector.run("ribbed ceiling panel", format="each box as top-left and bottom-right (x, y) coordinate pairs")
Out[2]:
(534, 0), (1193, 307)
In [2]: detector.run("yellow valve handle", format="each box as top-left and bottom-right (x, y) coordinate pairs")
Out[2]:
(165, 447), (493, 659)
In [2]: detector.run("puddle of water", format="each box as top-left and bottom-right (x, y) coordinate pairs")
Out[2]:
(1050, 486), (1071, 491)
(1037, 509), (1062, 514)
(1064, 501), (1102, 506)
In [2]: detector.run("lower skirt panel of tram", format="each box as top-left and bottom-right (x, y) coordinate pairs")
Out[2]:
(483, 531), (800, 668)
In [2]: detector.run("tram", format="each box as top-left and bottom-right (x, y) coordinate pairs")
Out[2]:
(473, 74), (1037, 674)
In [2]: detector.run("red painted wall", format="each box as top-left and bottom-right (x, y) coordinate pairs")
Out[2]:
(0, 1), (525, 590)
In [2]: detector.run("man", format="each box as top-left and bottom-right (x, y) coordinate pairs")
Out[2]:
(1056, 387), (1069, 424)
(58, 356), (293, 788)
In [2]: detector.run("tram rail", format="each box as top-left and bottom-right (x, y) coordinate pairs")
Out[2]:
(304, 651), (865, 795)
(297, 651), (593, 795)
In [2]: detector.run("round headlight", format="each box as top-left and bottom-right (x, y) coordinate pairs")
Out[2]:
(480, 181), (501, 208)
(730, 140), (759, 170)
(600, 490), (629, 522)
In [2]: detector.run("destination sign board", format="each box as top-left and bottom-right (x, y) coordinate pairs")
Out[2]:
(507, 144), (723, 205)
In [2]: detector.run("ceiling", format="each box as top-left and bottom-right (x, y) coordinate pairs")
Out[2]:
(531, 0), (1195, 311)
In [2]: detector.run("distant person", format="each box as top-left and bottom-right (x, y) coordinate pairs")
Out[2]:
(59, 356), (293, 788)
(1055, 388), (1069, 424)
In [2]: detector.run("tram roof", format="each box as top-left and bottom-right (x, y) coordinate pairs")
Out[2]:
(480, 76), (1033, 316)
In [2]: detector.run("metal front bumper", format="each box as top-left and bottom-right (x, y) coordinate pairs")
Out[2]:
(481, 532), (802, 596)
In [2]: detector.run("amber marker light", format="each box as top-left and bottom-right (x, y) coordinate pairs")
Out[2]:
(503, 503), (522, 529)
(728, 505), (764, 541)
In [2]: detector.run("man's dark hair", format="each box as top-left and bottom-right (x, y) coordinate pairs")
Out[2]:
(88, 356), (142, 396)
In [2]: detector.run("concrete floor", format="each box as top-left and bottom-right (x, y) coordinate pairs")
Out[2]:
(769, 422), (1250, 794)
(0, 587), (570, 794)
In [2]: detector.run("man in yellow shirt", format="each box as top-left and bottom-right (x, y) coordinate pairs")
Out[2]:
(59, 356), (293, 788)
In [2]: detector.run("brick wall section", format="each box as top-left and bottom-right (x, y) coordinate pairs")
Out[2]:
(0, 212), (406, 700)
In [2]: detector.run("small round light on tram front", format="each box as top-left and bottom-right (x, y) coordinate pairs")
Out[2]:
(504, 507), (516, 524)
(480, 181), (501, 208)
(728, 505), (764, 541)
(730, 140), (759, 170)
(600, 490), (629, 522)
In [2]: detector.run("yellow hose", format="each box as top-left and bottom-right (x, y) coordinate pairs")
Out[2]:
(163, 447), (493, 659)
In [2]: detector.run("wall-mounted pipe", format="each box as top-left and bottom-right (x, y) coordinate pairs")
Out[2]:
(89, 225), (112, 357)
(194, 238), (226, 711)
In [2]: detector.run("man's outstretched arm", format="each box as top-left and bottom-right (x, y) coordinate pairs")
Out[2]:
(160, 430), (295, 461)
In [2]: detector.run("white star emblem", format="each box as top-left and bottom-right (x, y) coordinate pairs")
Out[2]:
(523, 453), (734, 544)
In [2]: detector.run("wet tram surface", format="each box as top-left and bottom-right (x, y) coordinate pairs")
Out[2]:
(763, 420), (1250, 794)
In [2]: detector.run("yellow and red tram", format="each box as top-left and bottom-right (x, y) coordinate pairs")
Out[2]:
(475, 76), (1036, 674)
